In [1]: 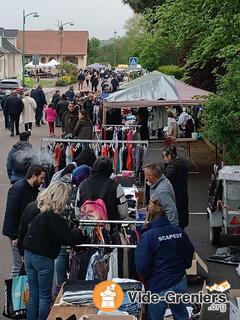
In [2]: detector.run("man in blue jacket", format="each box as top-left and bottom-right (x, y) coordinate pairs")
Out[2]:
(135, 199), (194, 320)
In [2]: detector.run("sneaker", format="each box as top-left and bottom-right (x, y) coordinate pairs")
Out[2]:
(41, 121), (46, 125)
(10, 133), (14, 137)
(36, 124), (41, 127)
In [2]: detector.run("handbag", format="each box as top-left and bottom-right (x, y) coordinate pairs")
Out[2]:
(2, 264), (29, 319)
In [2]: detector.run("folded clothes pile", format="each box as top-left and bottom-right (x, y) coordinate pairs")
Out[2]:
(113, 278), (144, 317)
(61, 280), (100, 306)
(207, 246), (240, 266)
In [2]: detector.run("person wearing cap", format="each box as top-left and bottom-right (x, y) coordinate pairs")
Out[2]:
(4, 91), (24, 136)
(22, 91), (37, 134)
(1, 90), (11, 130)
(6, 132), (35, 184)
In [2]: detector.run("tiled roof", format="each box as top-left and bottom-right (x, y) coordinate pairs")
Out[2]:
(17, 30), (89, 55)
(2, 38), (22, 53)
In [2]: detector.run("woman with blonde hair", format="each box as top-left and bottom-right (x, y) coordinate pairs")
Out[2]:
(135, 199), (194, 320)
(18, 181), (87, 320)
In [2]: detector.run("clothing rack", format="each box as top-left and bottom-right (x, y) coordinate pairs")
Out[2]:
(101, 124), (141, 128)
(40, 138), (148, 145)
(75, 219), (144, 249)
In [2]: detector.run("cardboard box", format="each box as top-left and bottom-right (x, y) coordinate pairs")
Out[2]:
(47, 288), (97, 320)
(186, 253), (208, 276)
(229, 289), (240, 320)
(79, 316), (137, 320)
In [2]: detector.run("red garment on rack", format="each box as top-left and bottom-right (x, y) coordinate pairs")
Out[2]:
(102, 145), (108, 157)
(127, 130), (133, 141)
(53, 144), (62, 167)
(126, 144), (133, 171)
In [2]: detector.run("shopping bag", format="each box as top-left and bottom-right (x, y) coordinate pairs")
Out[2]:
(2, 268), (29, 319)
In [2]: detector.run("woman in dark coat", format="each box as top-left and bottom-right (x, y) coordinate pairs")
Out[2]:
(163, 145), (189, 229)
(73, 110), (93, 140)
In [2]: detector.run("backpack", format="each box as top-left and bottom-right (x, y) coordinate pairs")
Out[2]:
(80, 180), (113, 220)
(77, 73), (85, 81)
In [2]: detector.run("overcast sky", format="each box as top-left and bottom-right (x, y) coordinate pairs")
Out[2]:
(1, 0), (133, 39)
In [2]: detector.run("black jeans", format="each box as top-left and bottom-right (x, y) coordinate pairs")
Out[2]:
(35, 105), (43, 125)
(3, 110), (10, 129)
(9, 114), (20, 134)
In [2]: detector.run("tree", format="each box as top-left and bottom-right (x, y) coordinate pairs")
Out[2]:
(203, 60), (240, 164)
(122, 0), (166, 13)
(87, 37), (102, 64)
(142, 0), (240, 90)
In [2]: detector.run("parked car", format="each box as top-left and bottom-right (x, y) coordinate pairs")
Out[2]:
(0, 79), (24, 106)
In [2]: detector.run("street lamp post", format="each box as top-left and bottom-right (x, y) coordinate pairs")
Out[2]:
(58, 21), (74, 78)
(113, 30), (117, 67)
(22, 10), (39, 87)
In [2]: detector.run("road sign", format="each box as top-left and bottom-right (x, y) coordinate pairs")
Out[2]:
(32, 54), (40, 66)
(129, 56), (138, 70)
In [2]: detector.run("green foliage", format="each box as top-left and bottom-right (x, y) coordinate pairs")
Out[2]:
(203, 60), (240, 164)
(158, 65), (184, 79)
(146, 0), (240, 90)
(60, 62), (77, 76)
(55, 78), (68, 87)
(122, 0), (166, 13)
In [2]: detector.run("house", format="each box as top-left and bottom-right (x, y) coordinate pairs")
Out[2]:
(0, 28), (22, 79)
(17, 30), (89, 70)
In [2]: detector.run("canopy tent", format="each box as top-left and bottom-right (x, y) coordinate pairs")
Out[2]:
(87, 63), (106, 70)
(25, 61), (47, 69)
(104, 70), (211, 108)
(45, 58), (60, 67)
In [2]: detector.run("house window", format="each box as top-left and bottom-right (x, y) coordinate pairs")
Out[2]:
(25, 56), (31, 64)
(64, 56), (78, 64)
(41, 57), (46, 63)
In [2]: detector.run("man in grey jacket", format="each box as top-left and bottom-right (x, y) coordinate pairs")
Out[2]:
(144, 163), (178, 225)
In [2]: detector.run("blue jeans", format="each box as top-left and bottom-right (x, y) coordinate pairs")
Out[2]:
(148, 277), (189, 320)
(24, 250), (54, 320)
(55, 247), (69, 287)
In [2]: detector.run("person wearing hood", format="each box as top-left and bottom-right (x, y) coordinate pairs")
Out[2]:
(6, 132), (35, 184)
(62, 103), (79, 136)
(76, 156), (128, 220)
(65, 86), (75, 101)
(2, 89), (11, 130)
(135, 199), (194, 320)
(73, 110), (93, 140)
(163, 145), (190, 229)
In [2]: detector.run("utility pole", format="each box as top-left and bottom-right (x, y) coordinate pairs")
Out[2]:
(22, 10), (39, 87)
(113, 30), (117, 67)
(58, 21), (74, 78)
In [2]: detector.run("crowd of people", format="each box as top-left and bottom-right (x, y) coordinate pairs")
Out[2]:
(2, 130), (193, 319)
(1, 68), (197, 320)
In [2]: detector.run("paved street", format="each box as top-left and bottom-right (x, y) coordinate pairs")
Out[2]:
(0, 94), (239, 319)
